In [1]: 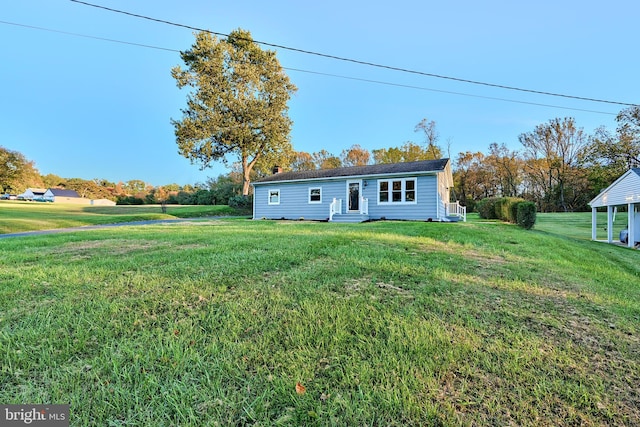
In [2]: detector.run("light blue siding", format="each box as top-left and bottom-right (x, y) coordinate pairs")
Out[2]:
(254, 180), (346, 220)
(366, 175), (439, 221)
(253, 174), (443, 221)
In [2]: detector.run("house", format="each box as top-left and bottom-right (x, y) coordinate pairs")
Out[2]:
(588, 168), (640, 248)
(252, 159), (466, 223)
(44, 188), (81, 203)
(17, 188), (46, 200)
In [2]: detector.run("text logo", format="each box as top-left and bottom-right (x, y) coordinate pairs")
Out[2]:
(1, 405), (69, 426)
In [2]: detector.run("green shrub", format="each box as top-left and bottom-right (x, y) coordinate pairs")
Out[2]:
(476, 197), (499, 219)
(493, 198), (509, 221)
(509, 201), (520, 224)
(497, 197), (525, 223)
(516, 201), (537, 229)
(228, 195), (253, 210)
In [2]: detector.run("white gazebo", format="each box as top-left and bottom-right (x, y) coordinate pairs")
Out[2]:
(588, 168), (640, 248)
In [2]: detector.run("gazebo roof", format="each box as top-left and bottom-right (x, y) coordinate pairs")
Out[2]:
(589, 168), (640, 208)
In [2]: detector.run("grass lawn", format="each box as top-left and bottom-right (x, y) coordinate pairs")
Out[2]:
(0, 201), (248, 234)
(0, 212), (639, 425)
(535, 211), (629, 242)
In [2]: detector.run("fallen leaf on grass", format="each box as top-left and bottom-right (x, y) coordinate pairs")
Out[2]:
(295, 382), (306, 395)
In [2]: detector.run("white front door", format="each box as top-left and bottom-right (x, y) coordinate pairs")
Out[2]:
(347, 180), (361, 212)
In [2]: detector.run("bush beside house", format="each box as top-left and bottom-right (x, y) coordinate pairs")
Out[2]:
(477, 196), (537, 229)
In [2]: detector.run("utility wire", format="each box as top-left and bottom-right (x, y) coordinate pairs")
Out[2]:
(69, 0), (639, 108)
(0, 20), (176, 52)
(0, 19), (618, 116)
(288, 68), (617, 116)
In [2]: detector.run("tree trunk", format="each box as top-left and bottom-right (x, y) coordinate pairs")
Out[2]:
(242, 156), (251, 196)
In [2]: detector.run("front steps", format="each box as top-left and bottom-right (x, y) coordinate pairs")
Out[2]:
(330, 213), (370, 223)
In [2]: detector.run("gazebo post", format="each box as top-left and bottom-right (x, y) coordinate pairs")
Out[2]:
(607, 205), (614, 243)
(591, 207), (597, 241)
(628, 203), (635, 248)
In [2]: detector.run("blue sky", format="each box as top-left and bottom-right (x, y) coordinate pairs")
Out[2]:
(2, 0), (638, 187)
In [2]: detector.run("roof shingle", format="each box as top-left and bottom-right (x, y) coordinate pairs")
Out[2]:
(254, 158), (449, 184)
(49, 189), (80, 197)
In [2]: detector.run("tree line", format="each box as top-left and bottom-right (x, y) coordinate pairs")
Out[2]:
(3, 104), (638, 211)
(453, 107), (639, 212)
(0, 148), (244, 206)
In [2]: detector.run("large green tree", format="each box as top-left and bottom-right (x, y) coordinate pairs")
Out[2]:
(171, 29), (297, 195)
(0, 147), (43, 193)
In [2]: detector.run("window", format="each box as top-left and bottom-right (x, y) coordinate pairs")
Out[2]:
(309, 187), (322, 203)
(268, 189), (280, 205)
(379, 181), (389, 202)
(378, 178), (417, 204)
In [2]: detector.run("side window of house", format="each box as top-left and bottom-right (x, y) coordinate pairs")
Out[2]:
(309, 187), (321, 203)
(268, 189), (280, 205)
(378, 178), (417, 203)
(405, 179), (415, 202)
(379, 181), (389, 202)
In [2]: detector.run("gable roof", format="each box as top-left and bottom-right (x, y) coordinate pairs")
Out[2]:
(48, 188), (80, 198)
(253, 158), (450, 185)
(27, 188), (47, 195)
(589, 168), (640, 208)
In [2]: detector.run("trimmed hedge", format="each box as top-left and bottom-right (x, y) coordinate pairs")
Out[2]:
(476, 197), (500, 220)
(516, 201), (537, 229)
(477, 196), (537, 229)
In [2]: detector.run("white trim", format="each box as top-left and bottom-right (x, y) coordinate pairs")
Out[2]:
(308, 187), (322, 204)
(268, 189), (280, 205)
(607, 206), (614, 243)
(628, 203), (635, 248)
(252, 190), (257, 219)
(376, 177), (417, 205)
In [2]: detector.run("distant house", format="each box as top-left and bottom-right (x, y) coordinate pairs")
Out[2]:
(588, 168), (640, 248)
(44, 188), (81, 203)
(17, 188), (46, 200)
(252, 159), (466, 222)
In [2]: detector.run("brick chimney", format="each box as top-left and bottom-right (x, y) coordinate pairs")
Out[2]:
(272, 166), (283, 174)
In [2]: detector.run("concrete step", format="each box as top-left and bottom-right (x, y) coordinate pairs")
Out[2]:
(330, 214), (370, 223)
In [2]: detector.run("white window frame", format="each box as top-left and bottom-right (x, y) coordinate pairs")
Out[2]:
(268, 189), (280, 205)
(308, 187), (322, 204)
(377, 178), (417, 205)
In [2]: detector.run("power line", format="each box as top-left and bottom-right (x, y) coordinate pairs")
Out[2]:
(0, 19), (618, 116)
(287, 68), (617, 116)
(69, 0), (639, 108)
(0, 20), (176, 52)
